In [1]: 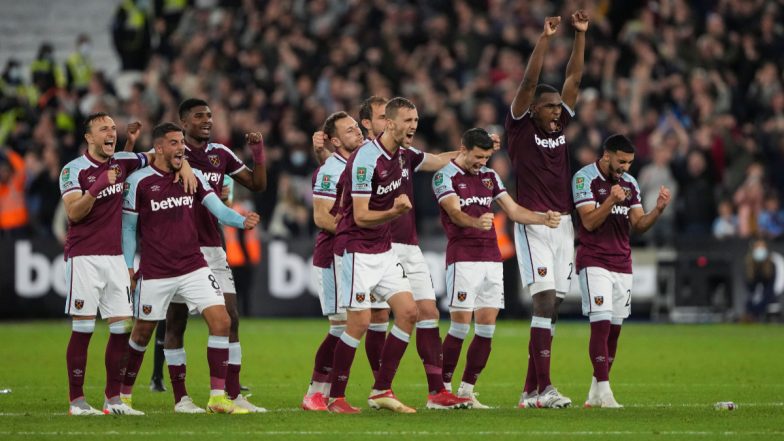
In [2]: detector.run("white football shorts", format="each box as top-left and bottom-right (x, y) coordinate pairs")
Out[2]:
(64, 255), (132, 318)
(341, 249), (411, 310)
(578, 266), (633, 319)
(446, 261), (505, 311)
(514, 214), (575, 297)
(134, 267), (225, 321)
(392, 243), (436, 302)
(313, 258), (347, 321)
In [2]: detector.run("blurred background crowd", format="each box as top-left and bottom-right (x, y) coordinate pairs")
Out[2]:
(1, 0), (784, 249)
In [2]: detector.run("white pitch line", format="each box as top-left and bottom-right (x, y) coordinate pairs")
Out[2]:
(1, 431), (783, 437)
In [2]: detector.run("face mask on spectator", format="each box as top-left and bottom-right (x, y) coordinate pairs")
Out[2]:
(752, 247), (769, 262)
(79, 42), (91, 57)
(290, 151), (306, 167)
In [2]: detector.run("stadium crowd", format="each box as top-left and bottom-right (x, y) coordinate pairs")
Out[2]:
(1, 0), (784, 245)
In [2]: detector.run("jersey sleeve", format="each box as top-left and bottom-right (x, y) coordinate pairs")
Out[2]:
(490, 169), (507, 199)
(627, 175), (643, 209)
(221, 145), (248, 176)
(560, 103), (575, 128)
(351, 155), (375, 197)
(573, 170), (594, 208)
(407, 147), (426, 172)
(194, 169), (216, 203)
(122, 173), (143, 213)
(313, 163), (339, 200)
(432, 168), (455, 202)
(59, 164), (82, 196)
(113, 151), (148, 174)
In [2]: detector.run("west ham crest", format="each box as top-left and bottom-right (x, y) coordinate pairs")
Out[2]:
(624, 188), (632, 200)
(594, 296), (604, 306)
(355, 292), (366, 303)
(370, 293), (377, 303)
(537, 267), (548, 277)
(399, 155), (405, 170)
(109, 164), (122, 178)
(208, 154), (221, 167)
(74, 299), (84, 310)
(142, 304), (153, 315)
(482, 178), (494, 190)
(457, 291), (467, 302)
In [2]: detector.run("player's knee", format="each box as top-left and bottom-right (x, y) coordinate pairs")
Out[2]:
(208, 313), (231, 336)
(370, 308), (389, 323)
(415, 300), (439, 321)
(397, 304), (418, 326)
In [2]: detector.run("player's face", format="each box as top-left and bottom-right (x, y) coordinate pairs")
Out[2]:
(532, 92), (563, 134)
(85, 116), (117, 160)
(156, 131), (186, 172)
(182, 105), (212, 142)
(388, 107), (418, 148)
(333, 116), (364, 152)
(369, 104), (387, 138)
(462, 146), (493, 175)
(604, 150), (635, 182)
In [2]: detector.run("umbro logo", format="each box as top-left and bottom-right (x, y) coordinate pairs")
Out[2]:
(539, 350), (551, 358)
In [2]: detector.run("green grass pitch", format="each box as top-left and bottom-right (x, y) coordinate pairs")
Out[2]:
(1, 319), (782, 440)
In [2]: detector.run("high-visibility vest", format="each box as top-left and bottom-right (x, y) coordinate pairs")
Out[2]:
(222, 202), (261, 267)
(494, 211), (515, 261)
(66, 52), (92, 90)
(0, 150), (29, 229)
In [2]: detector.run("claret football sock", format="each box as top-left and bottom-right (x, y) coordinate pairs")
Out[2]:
(415, 320), (444, 394)
(589, 320), (611, 382)
(373, 325), (410, 391)
(461, 324), (495, 386)
(310, 328), (343, 391)
(122, 339), (147, 395)
(608, 323), (622, 372)
(67, 320), (95, 402)
(442, 322), (470, 391)
(104, 320), (131, 399)
(365, 322), (388, 380)
(226, 342), (242, 399)
(523, 340), (538, 394)
(164, 348), (188, 404)
(329, 333), (360, 399)
(206, 336), (229, 394)
(530, 316), (553, 393)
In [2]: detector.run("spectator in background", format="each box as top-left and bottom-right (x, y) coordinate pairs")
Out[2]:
(267, 172), (309, 239)
(758, 194), (784, 239)
(65, 34), (93, 96)
(677, 150), (715, 236)
(743, 238), (777, 322)
(0, 147), (29, 237)
(25, 143), (62, 238)
(713, 199), (738, 240)
(112, 0), (152, 71)
(733, 162), (766, 238)
(638, 143), (679, 245)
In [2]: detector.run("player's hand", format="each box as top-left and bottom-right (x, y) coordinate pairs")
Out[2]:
(220, 185), (231, 201)
(107, 169), (117, 185)
(490, 133), (501, 151)
(125, 121), (142, 150)
(313, 131), (332, 165)
(656, 185), (672, 211)
(543, 210), (561, 228)
(571, 9), (590, 32)
(477, 212), (494, 231)
(246, 132), (266, 165)
(128, 269), (136, 294)
(542, 16), (561, 37)
(609, 184), (626, 203)
(243, 212), (260, 230)
(393, 194), (413, 214)
(176, 165), (198, 195)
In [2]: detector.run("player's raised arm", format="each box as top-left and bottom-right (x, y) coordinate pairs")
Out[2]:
(630, 185), (671, 234)
(495, 193), (560, 228)
(561, 10), (589, 109)
(511, 16), (561, 119)
(353, 194), (411, 228)
(312, 130), (332, 165)
(232, 132), (267, 192)
(123, 121), (142, 152)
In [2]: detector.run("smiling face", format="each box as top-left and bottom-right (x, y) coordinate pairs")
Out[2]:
(155, 130), (186, 172)
(84, 116), (117, 160)
(181, 105), (212, 143)
(602, 150), (635, 183)
(531, 92), (563, 134)
(387, 107), (418, 148)
(331, 116), (364, 154)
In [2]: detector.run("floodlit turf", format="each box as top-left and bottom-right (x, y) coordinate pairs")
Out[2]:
(0, 319), (782, 440)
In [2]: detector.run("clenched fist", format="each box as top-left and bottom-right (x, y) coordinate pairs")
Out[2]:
(609, 184), (626, 203)
(477, 212), (494, 231)
(571, 9), (590, 32)
(543, 16), (561, 37)
(244, 212), (261, 230)
(543, 210), (561, 228)
(394, 194), (413, 213)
